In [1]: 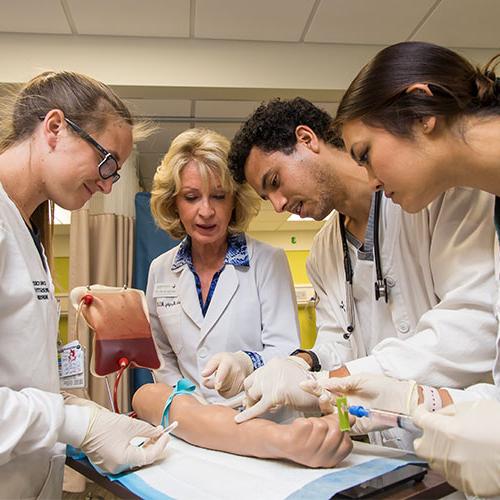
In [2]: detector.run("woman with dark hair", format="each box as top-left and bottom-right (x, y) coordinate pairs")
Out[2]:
(306, 42), (500, 496)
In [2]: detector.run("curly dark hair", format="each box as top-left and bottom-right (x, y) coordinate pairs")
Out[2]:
(228, 97), (341, 183)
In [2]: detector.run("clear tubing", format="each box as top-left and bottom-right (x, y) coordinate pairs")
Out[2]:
(349, 406), (422, 436)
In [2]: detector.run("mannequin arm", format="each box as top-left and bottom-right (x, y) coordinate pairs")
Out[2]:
(132, 383), (352, 468)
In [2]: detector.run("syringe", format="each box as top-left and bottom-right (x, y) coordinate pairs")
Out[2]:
(348, 405), (422, 436)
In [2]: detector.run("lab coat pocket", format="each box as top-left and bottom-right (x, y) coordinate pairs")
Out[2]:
(157, 309), (184, 354)
(36, 453), (65, 499)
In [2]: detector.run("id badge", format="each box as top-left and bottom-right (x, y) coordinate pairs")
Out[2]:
(58, 340), (87, 389)
(153, 283), (178, 298)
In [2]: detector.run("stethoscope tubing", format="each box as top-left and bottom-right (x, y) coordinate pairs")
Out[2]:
(339, 191), (388, 340)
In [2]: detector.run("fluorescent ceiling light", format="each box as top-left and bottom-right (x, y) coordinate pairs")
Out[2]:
(54, 205), (71, 224)
(286, 211), (334, 222)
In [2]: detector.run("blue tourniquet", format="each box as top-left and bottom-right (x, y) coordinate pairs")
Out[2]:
(160, 378), (196, 427)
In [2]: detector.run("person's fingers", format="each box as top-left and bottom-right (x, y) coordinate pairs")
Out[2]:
(203, 376), (216, 389)
(318, 391), (335, 414)
(128, 432), (170, 469)
(300, 380), (323, 397)
(242, 371), (255, 392)
(317, 377), (357, 394)
(234, 399), (273, 423)
(214, 361), (231, 391)
(201, 355), (221, 378)
(128, 418), (166, 438)
(413, 406), (453, 431)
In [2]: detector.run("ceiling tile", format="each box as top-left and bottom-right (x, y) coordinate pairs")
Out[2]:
(305, 0), (435, 44)
(0, 0), (71, 34)
(125, 99), (192, 118)
(195, 0), (316, 42)
(195, 100), (260, 119)
(412, 0), (500, 48)
(67, 0), (189, 37)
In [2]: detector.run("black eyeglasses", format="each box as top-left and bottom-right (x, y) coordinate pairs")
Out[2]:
(63, 117), (120, 184)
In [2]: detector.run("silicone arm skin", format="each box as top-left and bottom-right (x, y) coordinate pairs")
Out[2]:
(132, 383), (353, 469)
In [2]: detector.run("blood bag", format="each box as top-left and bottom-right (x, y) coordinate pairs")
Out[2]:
(70, 285), (162, 377)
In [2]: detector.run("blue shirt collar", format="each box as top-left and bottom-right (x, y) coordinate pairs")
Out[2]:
(171, 233), (250, 271)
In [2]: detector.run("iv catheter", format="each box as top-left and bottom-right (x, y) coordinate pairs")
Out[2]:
(348, 405), (422, 436)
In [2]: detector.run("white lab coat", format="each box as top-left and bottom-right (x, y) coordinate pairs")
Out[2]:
(448, 235), (500, 403)
(307, 187), (497, 389)
(0, 183), (67, 499)
(148, 235), (300, 403)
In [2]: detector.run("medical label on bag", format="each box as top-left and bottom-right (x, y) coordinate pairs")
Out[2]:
(154, 283), (178, 298)
(58, 341), (87, 389)
(58, 340), (84, 377)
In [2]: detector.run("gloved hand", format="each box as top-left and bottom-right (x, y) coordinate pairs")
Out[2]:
(300, 373), (418, 434)
(413, 400), (500, 498)
(234, 357), (329, 423)
(201, 351), (253, 398)
(67, 398), (170, 474)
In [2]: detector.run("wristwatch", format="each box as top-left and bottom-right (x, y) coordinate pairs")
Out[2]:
(290, 349), (322, 372)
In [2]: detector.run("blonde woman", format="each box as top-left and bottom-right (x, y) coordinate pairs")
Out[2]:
(149, 128), (300, 404)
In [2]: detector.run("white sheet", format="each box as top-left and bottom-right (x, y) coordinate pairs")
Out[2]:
(117, 437), (423, 499)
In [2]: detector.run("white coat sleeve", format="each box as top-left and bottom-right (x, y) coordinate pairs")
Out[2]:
(147, 262), (183, 385)
(306, 250), (358, 370)
(0, 388), (89, 465)
(252, 246), (300, 362)
(347, 189), (497, 388)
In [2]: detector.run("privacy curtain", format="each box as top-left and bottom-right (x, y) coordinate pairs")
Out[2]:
(132, 191), (179, 391)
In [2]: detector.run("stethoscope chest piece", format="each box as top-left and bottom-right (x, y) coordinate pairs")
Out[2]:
(374, 278), (389, 303)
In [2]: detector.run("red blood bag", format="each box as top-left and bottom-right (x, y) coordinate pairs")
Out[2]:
(71, 285), (162, 377)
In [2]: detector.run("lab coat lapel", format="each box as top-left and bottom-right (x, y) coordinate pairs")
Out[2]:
(199, 265), (239, 343)
(178, 266), (204, 329)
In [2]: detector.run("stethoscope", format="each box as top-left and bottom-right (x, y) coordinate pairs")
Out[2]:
(339, 190), (389, 340)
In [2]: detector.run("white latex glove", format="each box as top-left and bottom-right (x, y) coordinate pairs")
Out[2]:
(67, 398), (170, 474)
(234, 357), (329, 423)
(300, 373), (418, 434)
(413, 400), (500, 498)
(201, 351), (253, 398)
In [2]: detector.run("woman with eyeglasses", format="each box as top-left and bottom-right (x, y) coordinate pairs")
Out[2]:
(0, 71), (170, 498)
(304, 42), (500, 496)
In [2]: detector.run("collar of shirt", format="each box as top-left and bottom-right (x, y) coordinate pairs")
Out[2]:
(171, 232), (250, 272)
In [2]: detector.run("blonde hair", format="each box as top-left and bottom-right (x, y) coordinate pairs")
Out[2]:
(151, 128), (260, 239)
(0, 71), (136, 266)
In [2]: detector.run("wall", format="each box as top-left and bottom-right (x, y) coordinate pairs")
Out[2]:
(53, 226), (70, 344)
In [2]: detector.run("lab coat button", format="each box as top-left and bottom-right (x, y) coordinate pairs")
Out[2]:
(199, 347), (208, 358)
(386, 277), (395, 287)
(398, 321), (410, 334)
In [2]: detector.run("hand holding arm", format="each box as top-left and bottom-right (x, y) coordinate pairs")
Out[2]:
(234, 357), (329, 423)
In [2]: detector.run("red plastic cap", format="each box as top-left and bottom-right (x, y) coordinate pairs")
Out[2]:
(82, 294), (93, 306)
(118, 357), (129, 368)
